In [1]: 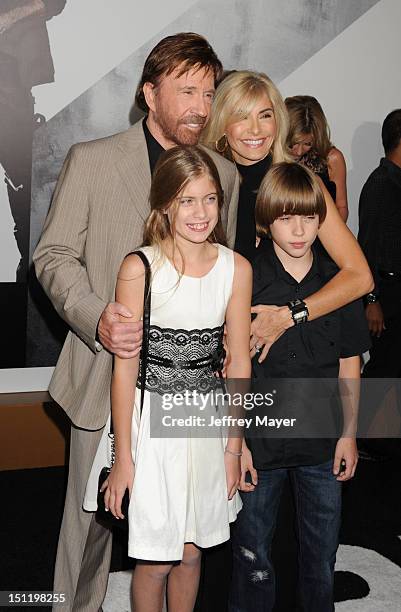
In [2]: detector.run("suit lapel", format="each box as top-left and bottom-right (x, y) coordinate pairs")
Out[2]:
(115, 122), (152, 222)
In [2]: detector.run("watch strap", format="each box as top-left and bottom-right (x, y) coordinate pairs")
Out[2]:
(287, 298), (309, 325)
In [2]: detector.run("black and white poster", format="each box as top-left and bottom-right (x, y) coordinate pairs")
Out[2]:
(1, 0), (399, 376)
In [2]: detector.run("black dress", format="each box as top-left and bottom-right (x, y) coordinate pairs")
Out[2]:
(300, 149), (337, 202)
(234, 155), (272, 262)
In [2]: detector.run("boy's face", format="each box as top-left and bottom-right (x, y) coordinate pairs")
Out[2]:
(269, 213), (320, 259)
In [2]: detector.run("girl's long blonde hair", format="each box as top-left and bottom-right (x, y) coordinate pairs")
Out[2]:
(143, 146), (226, 258)
(201, 70), (291, 164)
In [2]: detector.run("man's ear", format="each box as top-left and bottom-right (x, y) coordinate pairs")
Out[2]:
(143, 82), (157, 113)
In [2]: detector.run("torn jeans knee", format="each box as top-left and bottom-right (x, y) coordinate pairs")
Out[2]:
(239, 546), (270, 582)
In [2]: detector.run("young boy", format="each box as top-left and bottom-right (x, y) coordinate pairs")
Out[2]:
(229, 162), (370, 612)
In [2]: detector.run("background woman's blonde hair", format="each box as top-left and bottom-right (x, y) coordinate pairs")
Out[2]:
(255, 162), (327, 237)
(201, 70), (291, 164)
(143, 146), (227, 253)
(285, 95), (332, 160)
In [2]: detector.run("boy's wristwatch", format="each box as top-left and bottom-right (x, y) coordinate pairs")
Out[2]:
(287, 299), (309, 325)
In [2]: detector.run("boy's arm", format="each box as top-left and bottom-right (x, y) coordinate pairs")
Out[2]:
(334, 355), (361, 481)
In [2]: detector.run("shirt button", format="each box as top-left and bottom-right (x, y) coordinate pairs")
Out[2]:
(290, 352), (297, 358)
(295, 287), (300, 293)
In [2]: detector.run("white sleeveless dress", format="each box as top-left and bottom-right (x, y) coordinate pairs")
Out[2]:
(83, 244), (242, 561)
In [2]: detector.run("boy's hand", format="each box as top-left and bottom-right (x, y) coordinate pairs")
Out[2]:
(333, 437), (358, 481)
(239, 441), (258, 492)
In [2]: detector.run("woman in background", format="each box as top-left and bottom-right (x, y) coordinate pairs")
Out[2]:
(285, 95), (349, 221)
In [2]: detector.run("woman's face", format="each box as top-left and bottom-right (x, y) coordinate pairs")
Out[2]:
(225, 93), (276, 165)
(290, 132), (314, 160)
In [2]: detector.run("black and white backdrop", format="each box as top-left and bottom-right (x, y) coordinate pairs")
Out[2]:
(3, 0), (401, 371)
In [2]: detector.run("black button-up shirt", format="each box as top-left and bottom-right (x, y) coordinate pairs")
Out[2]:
(358, 158), (401, 294)
(247, 238), (371, 469)
(143, 118), (165, 174)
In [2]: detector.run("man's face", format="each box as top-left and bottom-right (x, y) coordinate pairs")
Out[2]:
(149, 65), (215, 146)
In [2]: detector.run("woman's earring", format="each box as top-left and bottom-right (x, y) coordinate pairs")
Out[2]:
(215, 134), (228, 153)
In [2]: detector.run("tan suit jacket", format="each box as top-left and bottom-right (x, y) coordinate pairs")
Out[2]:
(34, 120), (239, 430)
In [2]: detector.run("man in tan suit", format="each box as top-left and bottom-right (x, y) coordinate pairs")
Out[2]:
(33, 33), (239, 611)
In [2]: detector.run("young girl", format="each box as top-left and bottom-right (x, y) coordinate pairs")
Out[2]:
(84, 145), (251, 612)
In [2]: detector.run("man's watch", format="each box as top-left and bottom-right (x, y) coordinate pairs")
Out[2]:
(287, 299), (309, 325)
(366, 292), (378, 304)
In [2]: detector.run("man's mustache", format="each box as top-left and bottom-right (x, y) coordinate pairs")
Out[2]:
(180, 115), (206, 127)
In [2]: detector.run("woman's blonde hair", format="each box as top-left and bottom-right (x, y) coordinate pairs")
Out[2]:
(143, 146), (226, 253)
(255, 162), (326, 237)
(285, 95), (332, 160)
(201, 70), (290, 164)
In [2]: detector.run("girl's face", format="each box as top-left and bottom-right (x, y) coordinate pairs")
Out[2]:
(225, 93), (276, 165)
(167, 173), (219, 245)
(290, 132), (314, 160)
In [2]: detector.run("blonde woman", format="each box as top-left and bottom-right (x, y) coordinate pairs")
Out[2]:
(285, 95), (349, 221)
(203, 70), (290, 262)
(202, 70), (371, 361)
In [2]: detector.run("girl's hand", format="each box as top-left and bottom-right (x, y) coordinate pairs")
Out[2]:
(239, 441), (258, 492)
(224, 451), (241, 500)
(100, 458), (135, 519)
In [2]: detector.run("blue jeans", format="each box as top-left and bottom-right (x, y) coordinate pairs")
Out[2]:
(229, 461), (341, 612)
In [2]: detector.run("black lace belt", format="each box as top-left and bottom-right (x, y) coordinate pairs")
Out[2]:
(147, 346), (225, 373)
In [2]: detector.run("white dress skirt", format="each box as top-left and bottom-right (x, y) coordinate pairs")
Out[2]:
(84, 244), (242, 561)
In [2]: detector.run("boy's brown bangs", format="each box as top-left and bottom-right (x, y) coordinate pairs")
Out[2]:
(255, 162), (327, 236)
(270, 187), (325, 221)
